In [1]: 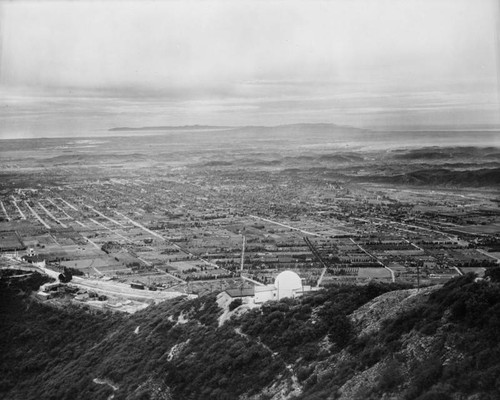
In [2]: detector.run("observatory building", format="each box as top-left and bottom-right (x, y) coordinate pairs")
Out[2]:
(254, 270), (311, 303)
(275, 270), (303, 299)
(219, 270), (314, 306)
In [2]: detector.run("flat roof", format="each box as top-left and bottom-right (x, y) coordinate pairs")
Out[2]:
(225, 288), (255, 298)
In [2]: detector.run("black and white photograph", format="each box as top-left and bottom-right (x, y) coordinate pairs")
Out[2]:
(1, 1), (499, 399)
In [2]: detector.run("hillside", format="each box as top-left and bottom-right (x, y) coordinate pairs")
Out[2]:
(390, 146), (500, 161)
(364, 167), (500, 187)
(2, 271), (500, 399)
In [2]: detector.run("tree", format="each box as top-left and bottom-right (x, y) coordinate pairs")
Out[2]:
(328, 315), (353, 348)
(485, 267), (500, 283)
(59, 268), (73, 283)
(228, 299), (243, 311)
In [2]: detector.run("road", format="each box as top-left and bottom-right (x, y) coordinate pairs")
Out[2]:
(71, 276), (188, 301)
(368, 216), (460, 242)
(75, 220), (88, 228)
(477, 249), (500, 263)
(402, 237), (424, 252)
(114, 211), (224, 270)
(1, 264), (44, 274)
(349, 238), (396, 283)
(85, 204), (124, 227)
(154, 266), (186, 283)
(38, 202), (68, 228)
(11, 196), (26, 219)
(0, 201), (10, 221)
(241, 274), (265, 286)
(46, 198), (73, 220)
(36, 264), (61, 280)
(249, 215), (322, 237)
(89, 218), (131, 243)
(1, 255), (190, 304)
(24, 201), (51, 229)
(58, 197), (79, 211)
(316, 267), (328, 287)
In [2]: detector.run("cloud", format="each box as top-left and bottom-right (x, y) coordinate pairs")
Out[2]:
(0, 0), (498, 137)
(2, 1), (498, 89)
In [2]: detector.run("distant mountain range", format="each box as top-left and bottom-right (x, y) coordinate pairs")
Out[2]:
(108, 123), (368, 133)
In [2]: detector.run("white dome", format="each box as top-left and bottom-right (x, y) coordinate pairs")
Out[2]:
(275, 271), (302, 299)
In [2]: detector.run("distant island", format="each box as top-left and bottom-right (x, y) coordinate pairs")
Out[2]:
(109, 125), (230, 131)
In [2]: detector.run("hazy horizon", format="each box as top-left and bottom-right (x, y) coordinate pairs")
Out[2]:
(1, 0), (499, 140)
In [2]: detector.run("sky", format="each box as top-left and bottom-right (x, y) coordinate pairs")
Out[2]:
(0, 0), (499, 139)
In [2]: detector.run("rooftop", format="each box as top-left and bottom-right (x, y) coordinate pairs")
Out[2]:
(225, 288), (255, 298)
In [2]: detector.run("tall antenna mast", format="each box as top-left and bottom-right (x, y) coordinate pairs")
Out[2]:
(240, 234), (246, 274)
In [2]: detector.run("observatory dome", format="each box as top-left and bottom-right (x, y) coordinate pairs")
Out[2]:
(275, 271), (302, 300)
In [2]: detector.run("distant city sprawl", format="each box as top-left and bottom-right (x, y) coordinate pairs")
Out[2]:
(1, 130), (498, 311)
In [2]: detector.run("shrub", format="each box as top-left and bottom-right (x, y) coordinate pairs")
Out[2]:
(485, 267), (500, 283)
(228, 298), (243, 311)
(328, 314), (353, 348)
(377, 359), (404, 392)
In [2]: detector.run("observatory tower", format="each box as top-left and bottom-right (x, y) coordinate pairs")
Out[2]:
(275, 270), (302, 300)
